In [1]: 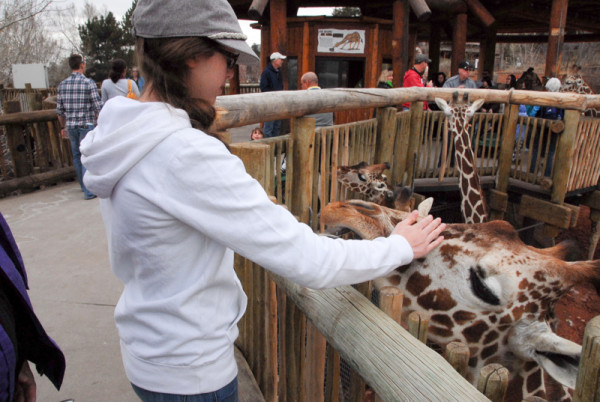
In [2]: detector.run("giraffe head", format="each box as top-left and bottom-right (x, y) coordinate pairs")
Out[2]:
(337, 162), (394, 205)
(321, 200), (600, 400)
(434, 92), (485, 128)
(561, 74), (593, 95)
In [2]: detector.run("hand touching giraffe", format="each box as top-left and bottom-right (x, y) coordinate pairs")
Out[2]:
(392, 211), (446, 259)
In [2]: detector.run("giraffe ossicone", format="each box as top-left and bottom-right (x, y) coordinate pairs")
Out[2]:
(321, 199), (599, 401)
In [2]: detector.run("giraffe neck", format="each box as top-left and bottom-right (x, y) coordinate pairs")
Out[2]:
(452, 119), (488, 224)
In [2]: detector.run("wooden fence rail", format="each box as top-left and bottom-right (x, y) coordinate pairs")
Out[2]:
(2, 88), (600, 400)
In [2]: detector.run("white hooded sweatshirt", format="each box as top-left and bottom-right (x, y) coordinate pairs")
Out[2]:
(81, 97), (414, 395)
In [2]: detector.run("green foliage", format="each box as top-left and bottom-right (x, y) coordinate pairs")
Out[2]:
(78, 1), (137, 82)
(332, 7), (361, 17)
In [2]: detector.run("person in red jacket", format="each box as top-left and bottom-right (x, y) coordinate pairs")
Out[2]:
(402, 54), (433, 110)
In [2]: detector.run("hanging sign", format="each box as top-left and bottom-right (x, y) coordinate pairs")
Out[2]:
(317, 29), (366, 54)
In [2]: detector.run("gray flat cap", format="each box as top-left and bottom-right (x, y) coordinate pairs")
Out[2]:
(415, 54), (431, 64)
(133, 0), (258, 65)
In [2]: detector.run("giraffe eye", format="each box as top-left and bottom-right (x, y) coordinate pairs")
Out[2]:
(358, 173), (367, 182)
(470, 267), (500, 306)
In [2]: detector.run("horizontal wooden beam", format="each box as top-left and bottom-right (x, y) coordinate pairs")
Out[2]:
(268, 272), (488, 401)
(213, 88), (600, 130)
(0, 167), (75, 196)
(488, 189), (508, 213)
(0, 109), (56, 125)
(495, 34), (600, 43)
(519, 194), (573, 229)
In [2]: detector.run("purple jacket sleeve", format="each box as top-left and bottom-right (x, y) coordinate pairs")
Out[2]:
(0, 214), (65, 391)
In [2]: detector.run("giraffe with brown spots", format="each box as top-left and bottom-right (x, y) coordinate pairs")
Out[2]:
(336, 161), (422, 211)
(321, 199), (600, 401)
(435, 92), (488, 224)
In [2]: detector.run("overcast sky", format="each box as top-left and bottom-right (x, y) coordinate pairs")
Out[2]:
(67, 1), (334, 46)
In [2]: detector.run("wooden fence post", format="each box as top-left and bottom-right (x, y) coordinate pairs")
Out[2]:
(477, 363), (508, 402)
(406, 102), (424, 186)
(230, 143), (278, 402)
(552, 109), (580, 204)
(491, 103), (519, 220)
(408, 311), (429, 343)
(4, 101), (32, 178)
(378, 286), (404, 325)
(290, 117), (316, 224)
(374, 107), (398, 167)
(574, 315), (600, 401)
(444, 341), (470, 378)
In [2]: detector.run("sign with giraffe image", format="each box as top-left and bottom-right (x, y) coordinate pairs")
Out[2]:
(317, 29), (365, 54)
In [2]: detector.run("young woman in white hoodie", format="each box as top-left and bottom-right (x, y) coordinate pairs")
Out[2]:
(80, 1), (445, 401)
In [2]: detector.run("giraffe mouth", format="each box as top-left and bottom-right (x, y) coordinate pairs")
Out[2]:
(323, 226), (363, 240)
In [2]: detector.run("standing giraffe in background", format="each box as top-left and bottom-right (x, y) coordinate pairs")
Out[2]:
(435, 93), (488, 224)
(321, 199), (600, 401)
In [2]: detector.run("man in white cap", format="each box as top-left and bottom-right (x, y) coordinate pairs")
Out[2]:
(443, 60), (478, 89)
(260, 51), (286, 137)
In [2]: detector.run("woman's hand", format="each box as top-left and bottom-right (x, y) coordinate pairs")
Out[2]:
(14, 361), (36, 402)
(392, 211), (446, 259)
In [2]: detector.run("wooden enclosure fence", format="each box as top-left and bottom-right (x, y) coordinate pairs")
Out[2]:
(2, 88), (600, 400)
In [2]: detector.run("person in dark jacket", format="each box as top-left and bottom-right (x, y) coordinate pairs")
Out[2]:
(377, 70), (393, 89)
(260, 52), (286, 137)
(0, 212), (65, 401)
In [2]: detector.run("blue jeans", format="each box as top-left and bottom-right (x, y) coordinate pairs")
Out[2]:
(263, 120), (282, 138)
(131, 377), (238, 402)
(67, 125), (95, 199)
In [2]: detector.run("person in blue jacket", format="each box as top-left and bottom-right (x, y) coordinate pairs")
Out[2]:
(259, 52), (286, 137)
(0, 213), (65, 401)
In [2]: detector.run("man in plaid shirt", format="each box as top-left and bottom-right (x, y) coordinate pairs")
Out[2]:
(56, 54), (103, 200)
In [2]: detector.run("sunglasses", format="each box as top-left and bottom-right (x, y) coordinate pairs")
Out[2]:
(217, 47), (239, 70)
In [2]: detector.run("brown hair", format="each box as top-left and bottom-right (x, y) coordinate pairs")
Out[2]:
(68, 54), (84, 70)
(136, 36), (221, 134)
(109, 59), (127, 83)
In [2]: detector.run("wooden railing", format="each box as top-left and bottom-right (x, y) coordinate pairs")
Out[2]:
(2, 88), (600, 400)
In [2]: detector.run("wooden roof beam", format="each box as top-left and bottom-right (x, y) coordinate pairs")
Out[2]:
(248, 0), (269, 20)
(464, 0), (495, 27)
(408, 0), (431, 22)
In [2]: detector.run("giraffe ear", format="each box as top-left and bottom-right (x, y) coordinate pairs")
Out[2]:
(530, 327), (581, 389)
(434, 97), (451, 115)
(468, 99), (485, 115)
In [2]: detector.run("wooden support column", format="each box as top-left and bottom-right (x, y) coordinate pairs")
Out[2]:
(451, 13), (467, 75)
(545, 0), (569, 79)
(367, 24), (381, 89)
(261, 26), (270, 73)
(270, 0), (287, 89)
(393, 0), (410, 88)
(301, 22), (310, 88)
(408, 31), (418, 67)
(429, 24), (441, 74)
(478, 26), (497, 80)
